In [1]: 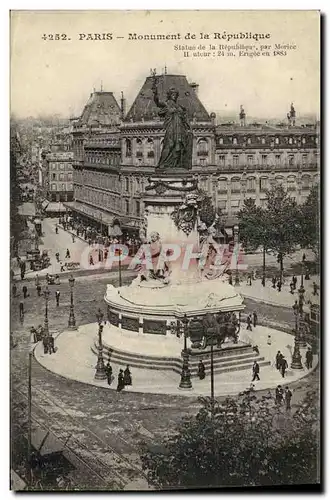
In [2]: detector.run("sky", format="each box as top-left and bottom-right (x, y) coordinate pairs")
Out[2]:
(10, 10), (320, 120)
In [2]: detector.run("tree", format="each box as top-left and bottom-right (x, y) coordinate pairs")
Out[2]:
(10, 122), (25, 256)
(140, 388), (319, 490)
(297, 185), (320, 259)
(238, 198), (269, 285)
(264, 185), (301, 279)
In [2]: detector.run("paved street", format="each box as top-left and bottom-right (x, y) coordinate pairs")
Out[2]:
(10, 268), (319, 490)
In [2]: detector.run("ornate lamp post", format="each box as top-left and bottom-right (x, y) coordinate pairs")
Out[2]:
(291, 300), (303, 370)
(68, 275), (77, 329)
(43, 286), (50, 336)
(179, 314), (192, 390)
(95, 308), (107, 380)
(233, 225), (240, 286)
(297, 283), (307, 348)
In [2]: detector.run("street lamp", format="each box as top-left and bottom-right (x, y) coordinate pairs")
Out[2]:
(233, 225), (240, 286)
(68, 275), (77, 329)
(43, 286), (50, 336)
(291, 300), (303, 370)
(179, 314), (192, 390)
(95, 308), (107, 380)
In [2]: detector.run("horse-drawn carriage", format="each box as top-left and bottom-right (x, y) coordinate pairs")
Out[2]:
(26, 249), (50, 271)
(188, 312), (240, 350)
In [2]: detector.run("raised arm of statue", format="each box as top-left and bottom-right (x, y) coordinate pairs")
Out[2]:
(152, 81), (166, 108)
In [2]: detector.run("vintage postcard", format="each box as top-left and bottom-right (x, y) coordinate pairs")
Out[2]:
(10, 10), (320, 491)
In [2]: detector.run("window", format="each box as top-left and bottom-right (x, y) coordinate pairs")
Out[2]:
(52, 173), (56, 180)
(136, 138), (143, 158)
(247, 137), (251, 145)
(51, 183), (57, 191)
(302, 137), (306, 145)
(275, 137), (280, 145)
(247, 155), (254, 165)
(136, 200), (140, 215)
(275, 154), (281, 165)
(218, 178), (227, 192)
(261, 137), (266, 145)
(231, 178), (240, 192)
(218, 200), (227, 210)
(219, 155), (225, 166)
(219, 137), (223, 145)
(301, 176), (310, 190)
(59, 173), (64, 181)
(260, 177), (268, 191)
(247, 177), (255, 191)
(232, 137), (237, 145)
(67, 172), (72, 181)
(125, 199), (129, 214)
(197, 138), (208, 155)
(315, 137), (319, 145)
(261, 155), (268, 166)
(125, 177), (129, 192)
(233, 155), (239, 166)
(199, 158), (206, 166)
(231, 200), (240, 214)
(288, 155), (294, 166)
(287, 176), (296, 191)
(289, 137), (293, 145)
(302, 154), (308, 165)
(146, 138), (154, 158)
(125, 139), (132, 157)
(60, 163), (64, 170)
(68, 183), (73, 191)
(62, 183), (65, 191)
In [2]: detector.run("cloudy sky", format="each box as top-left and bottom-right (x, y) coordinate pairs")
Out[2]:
(11, 10), (320, 119)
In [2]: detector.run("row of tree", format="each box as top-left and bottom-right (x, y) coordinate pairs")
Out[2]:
(237, 185), (319, 282)
(140, 387), (319, 489)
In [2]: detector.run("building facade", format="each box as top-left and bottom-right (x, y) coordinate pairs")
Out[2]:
(45, 151), (74, 203)
(69, 73), (319, 236)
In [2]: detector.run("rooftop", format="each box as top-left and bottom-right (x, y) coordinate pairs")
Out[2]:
(76, 91), (122, 127)
(125, 74), (211, 123)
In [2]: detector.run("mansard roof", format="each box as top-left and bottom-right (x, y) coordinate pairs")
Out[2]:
(125, 74), (211, 123)
(78, 91), (121, 127)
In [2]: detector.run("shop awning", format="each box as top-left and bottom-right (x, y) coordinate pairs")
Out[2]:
(18, 202), (36, 217)
(225, 228), (233, 237)
(41, 200), (49, 210)
(67, 200), (116, 225)
(45, 202), (67, 213)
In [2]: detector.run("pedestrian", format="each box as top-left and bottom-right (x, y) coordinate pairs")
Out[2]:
(312, 282), (318, 296)
(12, 283), (17, 297)
(117, 369), (125, 392)
(43, 334), (49, 354)
(302, 253), (306, 262)
(20, 268), (25, 281)
(306, 347), (313, 369)
(19, 301), (24, 318)
(272, 276), (276, 288)
(284, 386), (293, 411)
(267, 334), (272, 345)
(292, 275), (297, 289)
(305, 270), (310, 280)
(55, 225), (58, 234)
(289, 282), (295, 294)
(65, 249), (71, 259)
(48, 333), (56, 354)
(228, 274), (233, 286)
(98, 249), (103, 262)
(55, 252), (60, 262)
(252, 360), (260, 381)
(276, 351), (283, 370)
(246, 314), (252, 331)
(275, 385), (283, 406)
(253, 311), (258, 328)
(105, 361), (113, 385)
(247, 273), (252, 286)
(89, 255), (94, 266)
(55, 274), (60, 285)
(72, 234), (75, 243)
(277, 280), (282, 292)
(55, 290), (60, 307)
(35, 274), (40, 287)
(22, 285), (28, 299)
(36, 284), (41, 297)
(123, 365), (132, 386)
(60, 262), (65, 272)
(280, 356), (288, 378)
(197, 360), (206, 380)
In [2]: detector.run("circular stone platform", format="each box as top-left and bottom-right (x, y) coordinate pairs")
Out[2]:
(34, 323), (317, 397)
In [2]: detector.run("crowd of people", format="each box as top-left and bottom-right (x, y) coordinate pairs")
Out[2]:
(104, 362), (133, 392)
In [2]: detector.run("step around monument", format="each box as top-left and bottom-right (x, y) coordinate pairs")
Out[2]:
(91, 340), (270, 377)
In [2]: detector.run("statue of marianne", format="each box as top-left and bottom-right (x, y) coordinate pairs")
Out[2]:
(152, 77), (193, 170)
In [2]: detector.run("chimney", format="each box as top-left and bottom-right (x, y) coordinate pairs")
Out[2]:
(120, 91), (126, 119)
(190, 82), (199, 95)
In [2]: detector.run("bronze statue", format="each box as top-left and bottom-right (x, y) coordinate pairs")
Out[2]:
(152, 76), (193, 170)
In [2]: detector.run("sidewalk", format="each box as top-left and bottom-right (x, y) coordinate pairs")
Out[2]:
(239, 276), (320, 309)
(34, 323), (317, 398)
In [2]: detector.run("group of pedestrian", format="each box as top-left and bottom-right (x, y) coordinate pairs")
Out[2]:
(275, 385), (293, 410)
(42, 331), (56, 355)
(275, 351), (288, 378)
(271, 276), (282, 292)
(289, 275), (298, 294)
(116, 365), (132, 392)
(246, 312), (258, 331)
